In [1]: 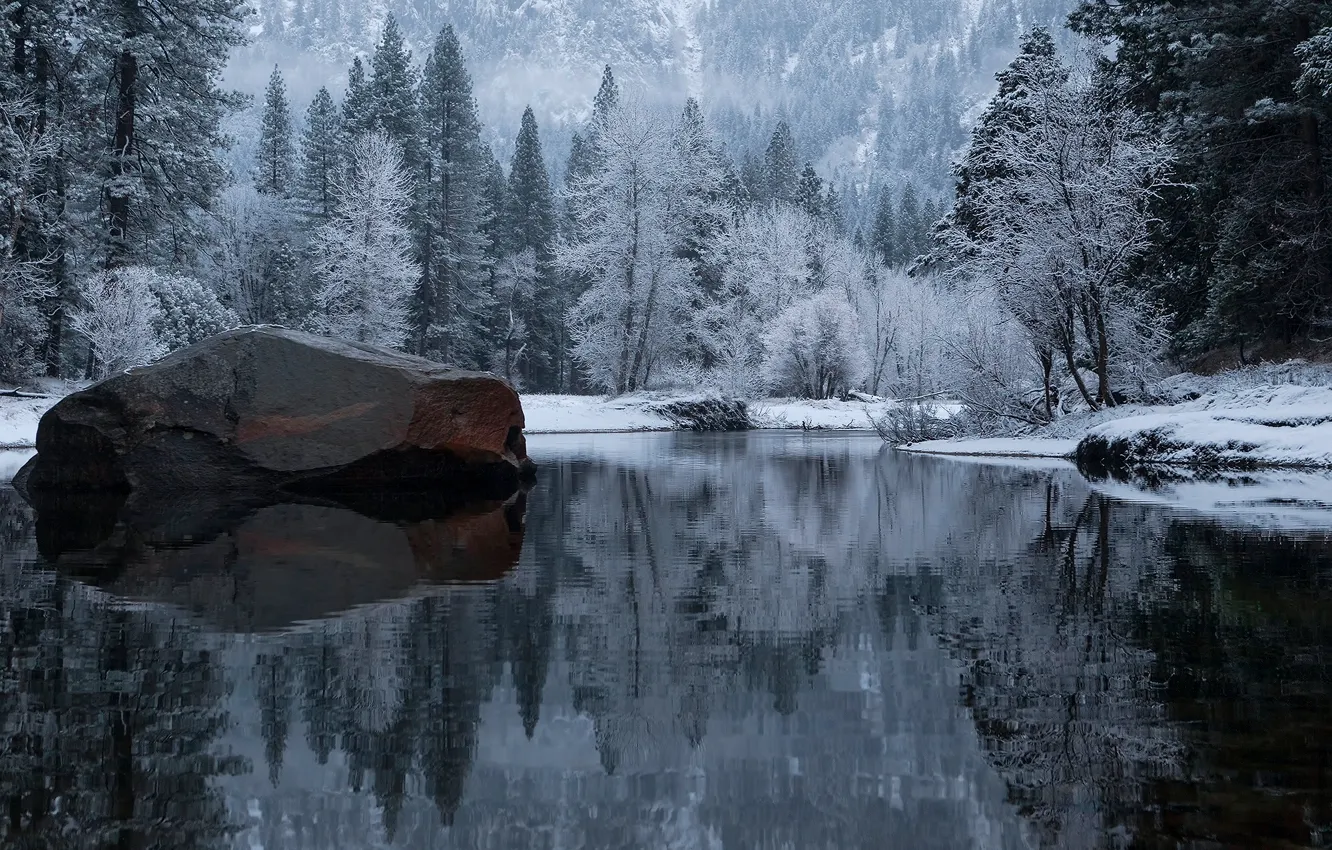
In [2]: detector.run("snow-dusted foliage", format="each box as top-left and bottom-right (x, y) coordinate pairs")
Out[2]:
(558, 98), (702, 394)
(0, 98), (57, 382)
(70, 269), (167, 379)
(938, 37), (1176, 417)
(491, 248), (538, 385)
(199, 184), (304, 325)
(762, 289), (869, 399)
(309, 133), (419, 349)
(148, 271), (240, 352)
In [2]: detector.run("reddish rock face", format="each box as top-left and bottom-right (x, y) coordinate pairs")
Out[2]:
(16, 327), (532, 499)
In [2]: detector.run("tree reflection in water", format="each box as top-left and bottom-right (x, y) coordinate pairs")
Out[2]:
(0, 431), (1329, 848)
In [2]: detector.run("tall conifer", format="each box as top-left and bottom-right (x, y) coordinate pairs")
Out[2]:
(505, 107), (558, 388)
(415, 25), (490, 367)
(299, 87), (342, 222)
(255, 67), (296, 197)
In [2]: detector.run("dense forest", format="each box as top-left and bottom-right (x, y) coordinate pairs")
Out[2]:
(2, 0), (1332, 426)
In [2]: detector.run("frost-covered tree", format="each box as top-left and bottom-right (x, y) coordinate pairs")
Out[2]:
(938, 41), (1175, 413)
(143, 269), (238, 351)
(201, 184), (302, 325)
(491, 249), (538, 385)
(255, 67), (296, 196)
(558, 98), (697, 394)
(310, 133), (419, 348)
(762, 289), (869, 399)
(299, 87), (342, 222)
(70, 268), (166, 378)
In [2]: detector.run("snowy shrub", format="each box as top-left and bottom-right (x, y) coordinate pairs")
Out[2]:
(70, 269), (166, 378)
(149, 270), (239, 352)
(871, 401), (959, 445)
(762, 289), (870, 399)
(938, 289), (1047, 430)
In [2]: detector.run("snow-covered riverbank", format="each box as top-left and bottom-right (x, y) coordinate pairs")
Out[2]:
(0, 394), (59, 450)
(901, 363), (1332, 470)
(522, 394), (893, 433)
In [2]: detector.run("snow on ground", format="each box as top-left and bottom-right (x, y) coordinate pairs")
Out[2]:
(0, 391), (890, 448)
(523, 394), (892, 433)
(0, 395), (59, 450)
(522, 394), (677, 433)
(898, 437), (1078, 460)
(1075, 383), (1332, 469)
(907, 363), (1332, 470)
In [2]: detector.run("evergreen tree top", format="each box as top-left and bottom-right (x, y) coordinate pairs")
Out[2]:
(343, 56), (372, 130)
(764, 120), (799, 205)
(506, 107), (554, 259)
(255, 65), (295, 196)
(592, 65), (619, 129)
(369, 14), (419, 144)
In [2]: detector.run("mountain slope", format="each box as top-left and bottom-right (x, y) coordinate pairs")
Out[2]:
(235, 0), (1076, 208)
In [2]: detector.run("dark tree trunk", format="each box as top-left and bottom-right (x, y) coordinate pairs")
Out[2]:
(1296, 14), (1332, 306)
(107, 45), (137, 266)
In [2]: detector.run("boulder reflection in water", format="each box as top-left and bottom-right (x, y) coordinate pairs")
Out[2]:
(29, 489), (526, 632)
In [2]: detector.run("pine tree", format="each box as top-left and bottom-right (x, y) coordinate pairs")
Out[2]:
(673, 98), (729, 367)
(719, 155), (751, 224)
(562, 131), (596, 242)
(825, 183), (845, 233)
(871, 189), (896, 265)
(591, 65), (619, 135)
(341, 56), (373, 138)
(505, 107), (558, 388)
(898, 182), (923, 263)
(88, 0), (248, 266)
(415, 25), (491, 367)
(764, 120), (799, 206)
(255, 67), (296, 196)
(796, 163), (824, 219)
(368, 15), (419, 150)
(299, 87), (342, 222)
(948, 28), (1061, 246)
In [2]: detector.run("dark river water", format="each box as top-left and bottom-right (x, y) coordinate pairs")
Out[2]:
(1, 432), (1331, 849)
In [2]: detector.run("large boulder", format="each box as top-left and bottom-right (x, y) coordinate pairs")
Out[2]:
(16, 326), (532, 500)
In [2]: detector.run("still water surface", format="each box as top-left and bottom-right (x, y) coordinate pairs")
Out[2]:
(0, 432), (1330, 849)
